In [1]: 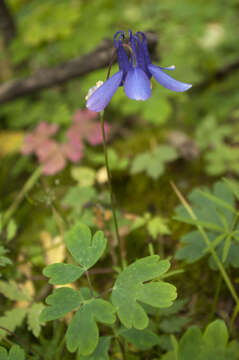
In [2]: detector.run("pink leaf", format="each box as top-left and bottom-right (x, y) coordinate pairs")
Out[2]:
(21, 122), (59, 155)
(36, 140), (66, 175)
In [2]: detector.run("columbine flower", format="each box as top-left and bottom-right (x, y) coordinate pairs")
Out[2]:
(86, 30), (192, 112)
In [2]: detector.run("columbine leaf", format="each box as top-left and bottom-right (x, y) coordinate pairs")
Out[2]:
(65, 223), (107, 270)
(66, 299), (115, 355)
(120, 328), (160, 350)
(43, 263), (84, 285)
(40, 287), (83, 322)
(27, 303), (45, 337)
(112, 255), (177, 329)
(147, 216), (171, 239)
(0, 280), (31, 301)
(131, 146), (178, 180)
(62, 186), (96, 212)
(79, 336), (111, 360)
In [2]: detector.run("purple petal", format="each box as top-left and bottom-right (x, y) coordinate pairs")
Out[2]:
(134, 35), (151, 78)
(86, 71), (123, 112)
(113, 30), (125, 46)
(116, 42), (131, 74)
(124, 67), (151, 101)
(136, 32), (152, 66)
(148, 64), (192, 92)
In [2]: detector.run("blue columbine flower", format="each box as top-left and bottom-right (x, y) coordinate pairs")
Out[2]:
(86, 30), (192, 112)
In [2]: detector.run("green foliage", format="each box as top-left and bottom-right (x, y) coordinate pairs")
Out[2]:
(40, 287), (115, 355)
(195, 116), (239, 176)
(0, 246), (12, 277)
(162, 320), (239, 360)
(158, 299), (191, 334)
(111, 255), (177, 329)
(205, 145), (239, 176)
(40, 287), (84, 322)
(0, 345), (25, 360)
(131, 213), (171, 239)
(43, 263), (84, 285)
(71, 166), (96, 187)
(65, 222), (107, 270)
(62, 186), (97, 225)
(66, 297), (115, 354)
(195, 116), (232, 150)
(120, 327), (160, 350)
(86, 148), (129, 171)
(0, 308), (27, 339)
(0, 214), (17, 243)
(27, 303), (45, 337)
(78, 336), (111, 360)
(130, 146), (178, 179)
(175, 181), (239, 269)
(0, 280), (31, 301)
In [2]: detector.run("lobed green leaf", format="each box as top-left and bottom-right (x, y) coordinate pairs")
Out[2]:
(66, 299), (116, 355)
(40, 287), (83, 322)
(43, 263), (84, 285)
(112, 256), (177, 329)
(65, 222), (107, 270)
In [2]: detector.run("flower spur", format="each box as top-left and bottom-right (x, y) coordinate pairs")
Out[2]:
(86, 30), (192, 112)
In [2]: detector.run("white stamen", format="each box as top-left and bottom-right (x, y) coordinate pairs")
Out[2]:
(85, 81), (104, 101)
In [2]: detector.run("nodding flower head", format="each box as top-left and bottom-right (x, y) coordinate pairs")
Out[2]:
(86, 30), (192, 112)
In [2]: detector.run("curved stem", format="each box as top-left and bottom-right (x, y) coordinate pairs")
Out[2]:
(100, 111), (124, 269)
(208, 275), (222, 323)
(2, 166), (42, 229)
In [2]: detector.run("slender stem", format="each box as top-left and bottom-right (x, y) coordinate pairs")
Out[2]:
(100, 111), (124, 269)
(208, 275), (222, 323)
(170, 181), (239, 316)
(2, 166), (42, 229)
(85, 270), (94, 298)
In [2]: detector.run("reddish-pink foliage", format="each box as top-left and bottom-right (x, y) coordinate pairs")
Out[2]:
(21, 122), (59, 155)
(21, 109), (111, 175)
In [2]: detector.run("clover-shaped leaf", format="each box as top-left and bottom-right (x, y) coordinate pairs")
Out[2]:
(40, 287), (83, 322)
(65, 222), (107, 270)
(43, 263), (84, 285)
(131, 145), (178, 180)
(66, 299), (115, 355)
(40, 287), (115, 356)
(112, 255), (177, 329)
